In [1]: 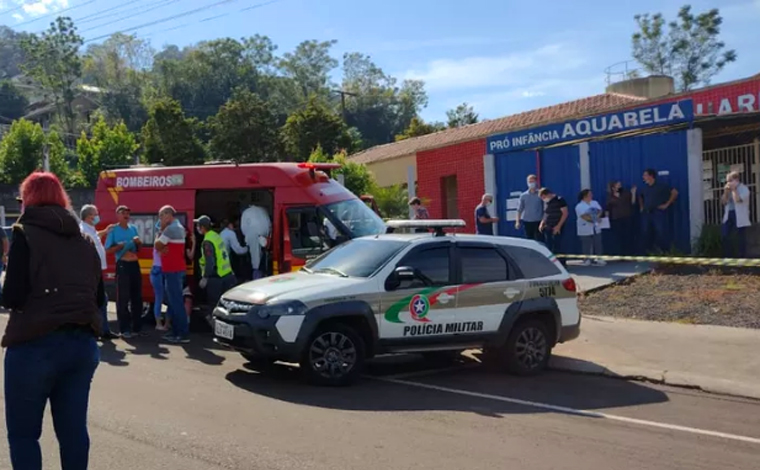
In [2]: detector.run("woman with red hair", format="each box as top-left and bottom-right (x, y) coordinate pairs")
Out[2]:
(2, 172), (104, 470)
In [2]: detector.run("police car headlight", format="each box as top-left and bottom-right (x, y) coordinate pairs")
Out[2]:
(256, 300), (308, 319)
(218, 298), (254, 316)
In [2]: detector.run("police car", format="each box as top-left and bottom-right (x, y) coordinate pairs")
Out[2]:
(212, 220), (580, 386)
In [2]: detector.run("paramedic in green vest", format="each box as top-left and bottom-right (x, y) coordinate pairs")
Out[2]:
(195, 215), (237, 309)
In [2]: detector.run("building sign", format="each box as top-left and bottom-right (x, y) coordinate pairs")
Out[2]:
(696, 92), (760, 115)
(487, 99), (694, 153)
(115, 174), (184, 189)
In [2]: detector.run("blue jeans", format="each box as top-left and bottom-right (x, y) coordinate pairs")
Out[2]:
(99, 291), (111, 335)
(149, 266), (165, 321)
(165, 272), (188, 338)
(721, 211), (747, 258)
(641, 209), (670, 253)
(5, 329), (99, 470)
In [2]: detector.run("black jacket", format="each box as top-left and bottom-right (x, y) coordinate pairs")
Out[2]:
(2, 205), (104, 347)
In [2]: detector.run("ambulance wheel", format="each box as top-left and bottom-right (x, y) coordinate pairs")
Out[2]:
(502, 319), (551, 376)
(300, 323), (365, 386)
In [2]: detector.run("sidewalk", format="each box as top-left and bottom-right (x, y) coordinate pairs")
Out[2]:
(566, 261), (651, 292)
(551, 315), (760, 400)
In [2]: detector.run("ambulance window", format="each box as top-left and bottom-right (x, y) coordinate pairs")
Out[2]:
(286, 207), (327, 259)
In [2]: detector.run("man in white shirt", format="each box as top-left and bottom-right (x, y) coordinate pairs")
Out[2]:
(721, 172), (751, 258)
(80, 204), (118, 340)
(220, 218), (249, 280)
(220, 218), (248, 257)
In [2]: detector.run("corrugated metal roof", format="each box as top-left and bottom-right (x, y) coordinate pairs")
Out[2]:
(349, 93), (647, 164)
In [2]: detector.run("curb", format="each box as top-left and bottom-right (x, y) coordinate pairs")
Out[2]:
(576, 265), (652, 294)
(549, 356), (760, 401)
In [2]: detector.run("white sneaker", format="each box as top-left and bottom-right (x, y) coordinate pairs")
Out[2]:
(582, 259), (592, 266)
(593, 259), (607, 266)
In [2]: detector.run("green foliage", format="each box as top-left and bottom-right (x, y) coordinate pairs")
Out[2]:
(283, 96), (352, 161)
(76, 116), (139, 186)
(370, 184), (409, 219)
(308, 146), (374, 196)
(0, 119), (45, 183)
(0, 26), (31, 78)
(279, 40), (338, 100)
(446, 102), (478, 128)
(694, 224), (723, 257)
(0, 80), (28, 119)
(20, 17), (83, 134)
(208, 89), (281, 163)
(395, 116), (445, 141)
(142, 98), (206, 166)
(632, 5), (736, 91)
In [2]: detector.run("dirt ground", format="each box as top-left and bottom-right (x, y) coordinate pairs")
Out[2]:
(579, 266), (760, 329)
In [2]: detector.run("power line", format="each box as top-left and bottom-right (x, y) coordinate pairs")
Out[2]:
(138, 0), (279, 39)
(73, 0), (153, 25)
(83, 0), (252, 44)
(79, 0), (181, 32)
(0, 0), (35, 17)
(15, 0), (98, 27)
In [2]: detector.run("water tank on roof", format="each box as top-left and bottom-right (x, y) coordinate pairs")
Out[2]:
(606, 75), (675, 99)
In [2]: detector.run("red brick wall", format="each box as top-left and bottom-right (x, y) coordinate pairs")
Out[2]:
(417, 139), (486, 233)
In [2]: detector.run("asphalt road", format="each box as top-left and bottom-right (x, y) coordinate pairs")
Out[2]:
(0, 316), (759, 470)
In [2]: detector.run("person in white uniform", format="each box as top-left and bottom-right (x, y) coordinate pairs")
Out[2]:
(240, 205), (271, 279)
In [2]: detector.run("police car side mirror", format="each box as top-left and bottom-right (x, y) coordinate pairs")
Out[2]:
(385, 266), (415, 291)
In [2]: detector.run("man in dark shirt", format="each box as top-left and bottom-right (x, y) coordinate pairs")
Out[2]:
(639, 169), (678, 253)
(538, 188), (568, 263)
(475, 194), (498, 235)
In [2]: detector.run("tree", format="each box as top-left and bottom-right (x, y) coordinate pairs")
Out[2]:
(341, 52), (428, 149)
(632, 5), (737, 91)
(0, 80), (29, 119)
(76, 116), (139, 186)
(0, 119), (45, 183)
(282, 96), (352, 161)
(208, 89), (281, 163)
(308, 146), (374, 196)
(142, 98), (206, 166)
(20, 17), (83, 134)
(279, 40), (338, 100)
(395, 116), (445, 141)
(82, 33), (153, 131)
(371, 184), (409, 219)
(446, 103), (478, 128)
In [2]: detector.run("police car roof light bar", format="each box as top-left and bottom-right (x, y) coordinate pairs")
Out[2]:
(385, 219), (467, 237)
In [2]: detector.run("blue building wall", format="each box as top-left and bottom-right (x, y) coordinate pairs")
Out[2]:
(494, 146), (581, 254)
(589, 130), (691, 254)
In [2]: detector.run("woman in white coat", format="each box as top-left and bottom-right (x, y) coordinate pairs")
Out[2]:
(575, 189), (606, 266)
(721, 171), (751, 258)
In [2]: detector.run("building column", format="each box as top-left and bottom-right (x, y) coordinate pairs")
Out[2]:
(578, 142), (590, 189)
(483, 153), (497, 233)
(407, 165), (416, 219)
(686, 128), (705, 249)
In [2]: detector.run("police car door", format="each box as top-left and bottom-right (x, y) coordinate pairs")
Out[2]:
(453, 241), (524, 335)
(379, 241), (458, 343)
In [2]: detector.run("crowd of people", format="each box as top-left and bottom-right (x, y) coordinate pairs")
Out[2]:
(408, 168), (752, 261)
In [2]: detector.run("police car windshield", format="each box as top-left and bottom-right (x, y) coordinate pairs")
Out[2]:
(323, 198), (386, 238)
(305, 239), (407, 278)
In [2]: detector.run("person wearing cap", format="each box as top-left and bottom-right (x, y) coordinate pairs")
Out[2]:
(105, 205), (143, 339)
(154, 206), (189, 343)
(195, 215), (236, 308)
(475, 194), (499, 235)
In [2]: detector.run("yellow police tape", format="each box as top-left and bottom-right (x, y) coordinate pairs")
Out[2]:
(556, 254), (760, 267)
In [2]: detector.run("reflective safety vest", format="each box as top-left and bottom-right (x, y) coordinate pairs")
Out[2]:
(200, 230), (233, 278)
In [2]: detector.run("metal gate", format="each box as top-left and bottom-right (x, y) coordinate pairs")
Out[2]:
(702, 140), (759, 225)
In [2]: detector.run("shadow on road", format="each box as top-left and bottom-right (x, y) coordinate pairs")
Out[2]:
(98, 340), (129, 366)
(225, 354), (670, 417)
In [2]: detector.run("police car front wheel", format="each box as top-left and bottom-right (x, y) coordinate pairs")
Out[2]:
(301, 324), (366, 386)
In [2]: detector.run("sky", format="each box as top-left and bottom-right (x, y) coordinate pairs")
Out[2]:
(2, 0), (759, 123)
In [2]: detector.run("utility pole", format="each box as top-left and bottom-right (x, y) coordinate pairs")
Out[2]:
(42, 122), (50, 172)
(331, 89), (358, 121)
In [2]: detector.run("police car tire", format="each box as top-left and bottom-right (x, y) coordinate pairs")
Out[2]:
(300, 324), (366, 387)
(502, 319), (551, 376)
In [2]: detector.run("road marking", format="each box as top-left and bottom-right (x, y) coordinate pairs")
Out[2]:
(376, 377), (760, 445)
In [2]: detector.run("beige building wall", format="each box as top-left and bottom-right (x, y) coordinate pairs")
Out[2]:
(365, 154), (417, 187)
